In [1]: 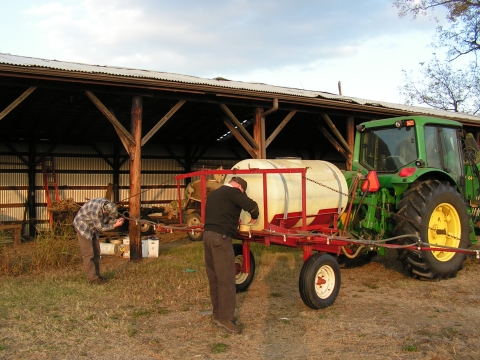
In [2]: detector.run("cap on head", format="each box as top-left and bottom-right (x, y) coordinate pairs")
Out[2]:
(231, 176), (247, 192)
(103, 201), (118, 218)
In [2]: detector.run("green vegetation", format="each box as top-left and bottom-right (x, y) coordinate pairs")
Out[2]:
(211, 343), (227, 354)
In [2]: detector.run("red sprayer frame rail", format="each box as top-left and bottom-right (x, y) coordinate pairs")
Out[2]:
(174, 168), (480, 275)
(176, 167), (308, 233)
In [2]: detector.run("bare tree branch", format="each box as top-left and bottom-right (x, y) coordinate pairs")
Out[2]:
(399, 57), (480, 114)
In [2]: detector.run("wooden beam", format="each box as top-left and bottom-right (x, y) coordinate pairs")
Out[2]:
(129, 96), (143, 261)
(346, 116), (355, 170)
(0, 87), (36, 122)
(108, 107), (134, 157)
(141, 100), (186, 146)
(164, 144), (186, 167)
(85, 91), (135, 151)
(321, 114), (352, 154)
(222, 117), (257, 158)
(317, 124), (348, 159)
(265, 110), (297, 148)
(253, 108), (263, 159)
(219, 103), (258, 150)
(3, 141), (29, 165)
(90, 143), (114, 168)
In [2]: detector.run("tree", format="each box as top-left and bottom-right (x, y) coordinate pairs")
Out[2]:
(394, 1), (480, 114)
(400, 57), (480, 114)
(394, 0), (480, 60)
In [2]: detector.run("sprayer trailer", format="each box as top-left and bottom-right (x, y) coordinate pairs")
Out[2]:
(153, 115), (480, 309)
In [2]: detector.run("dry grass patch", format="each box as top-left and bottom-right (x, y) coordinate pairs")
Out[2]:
(1, 236), (480, 359)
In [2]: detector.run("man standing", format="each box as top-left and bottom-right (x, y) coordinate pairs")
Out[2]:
(73, 198), (124, 284)
(203, 176), (259, 334)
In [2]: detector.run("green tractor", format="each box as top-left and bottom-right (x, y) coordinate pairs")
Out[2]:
(342, 115), (479, 280)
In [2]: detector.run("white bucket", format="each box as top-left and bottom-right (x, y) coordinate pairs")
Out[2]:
(100, 242), (119, 256)
(148, 239), (159, 258)
(123, 237), (130, 259)
(142, 239), (148, 257)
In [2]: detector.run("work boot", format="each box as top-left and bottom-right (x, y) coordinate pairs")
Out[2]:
(216, 319), (242, 334)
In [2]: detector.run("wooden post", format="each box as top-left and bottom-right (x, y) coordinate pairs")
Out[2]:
(28, 139), (37, 237)
(129, 96), (142, 260)
(113, 139), (120, 202)
(253, 108), (264, 159)
(346, 117), (355, 170)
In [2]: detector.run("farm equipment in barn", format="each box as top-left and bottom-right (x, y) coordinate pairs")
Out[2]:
(177, 169), (225, 241)
(153, 115), (480, 309)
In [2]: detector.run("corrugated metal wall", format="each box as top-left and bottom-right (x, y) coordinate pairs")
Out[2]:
(0, 141), (240, 229)
(0, 143), (29, 224)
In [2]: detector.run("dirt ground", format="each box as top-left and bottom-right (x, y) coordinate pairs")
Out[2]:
(2, 233), (480, 360)
(112, 235), (480, 359)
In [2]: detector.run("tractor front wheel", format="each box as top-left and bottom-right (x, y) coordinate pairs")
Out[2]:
(393, 180), (470, 280)
(299, 253), (341, 309)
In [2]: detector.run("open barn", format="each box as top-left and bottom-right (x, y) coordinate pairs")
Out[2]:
(1, 53), (480, 241)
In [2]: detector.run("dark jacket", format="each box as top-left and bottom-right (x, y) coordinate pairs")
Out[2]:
(204, 185), (259, 238)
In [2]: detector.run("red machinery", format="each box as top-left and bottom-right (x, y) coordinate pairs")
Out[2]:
(163, 167), (479, 309)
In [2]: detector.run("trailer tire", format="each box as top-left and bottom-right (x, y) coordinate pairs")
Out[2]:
(140, 215), (155, 236)
(393, 180), (470, 280)
(186, 212), (203, 241)
(233, 244), (255, 293)
(299, 253), (341, 309)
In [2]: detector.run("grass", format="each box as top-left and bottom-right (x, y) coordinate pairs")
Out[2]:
(211, 343), (227, 353)
(1, 234), (480, 359)
(403, 345), (417, 352)
(0, 237), (305, 358)
(0, 224), (79, 275)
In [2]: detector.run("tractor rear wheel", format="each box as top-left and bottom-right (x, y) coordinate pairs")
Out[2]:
(299, 253), (341, 309)
(233, 244), (255, 293)
(393, 180), (470, 280)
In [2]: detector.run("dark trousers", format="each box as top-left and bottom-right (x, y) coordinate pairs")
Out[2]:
(76, 230), (101, 282)
(203, 230), (236, 322)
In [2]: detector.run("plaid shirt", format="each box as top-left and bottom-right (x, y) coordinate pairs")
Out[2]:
(73, 198), (116, 240)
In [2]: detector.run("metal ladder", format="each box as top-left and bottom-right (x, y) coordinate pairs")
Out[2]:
(41, 156), (60, 228)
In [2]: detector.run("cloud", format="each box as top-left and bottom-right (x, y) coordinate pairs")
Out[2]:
(4, 0), (442, 102)
(22, 1), (430, 68)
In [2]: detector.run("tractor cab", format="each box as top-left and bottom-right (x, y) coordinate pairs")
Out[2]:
(353, 116), (465, 186)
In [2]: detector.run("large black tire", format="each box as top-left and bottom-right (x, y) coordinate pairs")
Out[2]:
(233, 244), (255, 292)
(186, 212), (203, 241)
(393, 180), (470, 280)
(299, 253), (341, 309)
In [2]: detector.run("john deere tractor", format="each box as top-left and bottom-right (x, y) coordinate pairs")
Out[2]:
(342, 115), (480, 280)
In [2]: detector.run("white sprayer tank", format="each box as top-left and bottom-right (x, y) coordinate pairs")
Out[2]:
(225, 158), (348, 230)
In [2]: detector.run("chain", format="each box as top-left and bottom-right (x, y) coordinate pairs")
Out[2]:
(115, 173), (472, 249)
(117, 176), (177, 204)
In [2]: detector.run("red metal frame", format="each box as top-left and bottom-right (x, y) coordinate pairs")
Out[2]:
(175, 167), (337, 275)
(173, 167), (478, 275)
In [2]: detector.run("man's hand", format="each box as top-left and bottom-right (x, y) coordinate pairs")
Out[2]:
(249, 218), (258, 225)
(114, 218), (125, 228)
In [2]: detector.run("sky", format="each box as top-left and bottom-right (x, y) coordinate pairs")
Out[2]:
(0, 0), (447, 104)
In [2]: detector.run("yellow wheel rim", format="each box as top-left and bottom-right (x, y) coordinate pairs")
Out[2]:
(428, 202), (461, 262)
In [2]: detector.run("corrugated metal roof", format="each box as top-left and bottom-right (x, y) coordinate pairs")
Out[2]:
(1, 52), (479, 124)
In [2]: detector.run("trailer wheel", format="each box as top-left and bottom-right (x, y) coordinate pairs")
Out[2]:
(233, 244), (255, 293)
(186, 212), (203, 241)
(299, 253), (341, 309)
(393, 180), (470, 280)
(140, 215), (155, 236)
